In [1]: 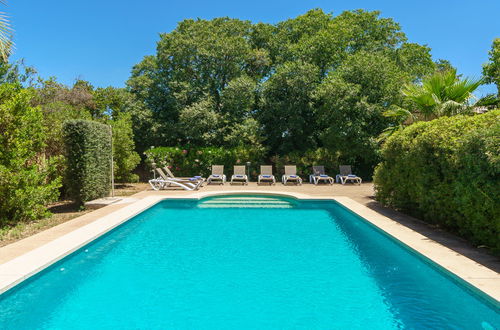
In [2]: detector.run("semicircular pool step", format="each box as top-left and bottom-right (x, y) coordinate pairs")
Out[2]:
(197, 196), (295, 208)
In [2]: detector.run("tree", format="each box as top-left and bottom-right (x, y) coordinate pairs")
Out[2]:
(402, 69), (482, 120)
(0, 0), (13, 62)
(483, 38), (500, 95)
(259, 61), (320, 154)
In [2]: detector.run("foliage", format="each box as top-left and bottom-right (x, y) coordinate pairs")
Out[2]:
(111, 114), (140, 182)
(374, 111), (500, 252)
(271, 148), (340, 178)
(259, 61), (320, 154)
(128, 9), (436, 175)
(0, 1), (12, 62)
(482, 38), (500, 95)
(382, 69), (483, 138)
(0, 84), (61, 225)
(144, 146), (265, 178)
(63, 120), (112, 205)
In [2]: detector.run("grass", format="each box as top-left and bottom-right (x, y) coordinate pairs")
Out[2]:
(0, 183), (148, 247)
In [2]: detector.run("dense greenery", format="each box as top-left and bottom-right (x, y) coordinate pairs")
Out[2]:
(0, 84), (61, 225)
(63, 120), (112, 205)
(145, 146), (265, 178)
(381, 69), (483, 138)
(128, 9), (439, 176)
(374, 111), (500, 251)
(483, 38), (500, 95)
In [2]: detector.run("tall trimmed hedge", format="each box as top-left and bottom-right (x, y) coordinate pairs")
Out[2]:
(374, 111), (500, 251)
(63, 120), (112, 205)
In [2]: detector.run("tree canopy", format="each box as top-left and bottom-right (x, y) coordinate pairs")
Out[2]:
(127, 9), (437, 175)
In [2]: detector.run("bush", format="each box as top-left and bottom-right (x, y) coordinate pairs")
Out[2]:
(374, 111), (500, 251)
(63, 120), (112, 205)
(111, 114), (140, 182)
(0, 84), (61, 226)
(144, 146), (265, 179)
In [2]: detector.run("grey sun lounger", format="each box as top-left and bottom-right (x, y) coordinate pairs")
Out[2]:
(207, 165), (226, 185)
(282, 165), (302, 185)
(230, 165), (248, 185)
(149, 168), (203, 191)
(338, 165), (362, 185)
(258, 165), (276, 185)
(311, 166), (334, 185)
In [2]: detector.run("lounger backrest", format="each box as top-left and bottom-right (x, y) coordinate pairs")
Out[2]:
(234, 165), (246, 175)
(260, 165), (273, 175)
(163, 166), (175, 178)
(339, 165), (352, 176)
(212, 165), (224, 175)
(312, 166), (325, 175)
(284, 165), (297, 176)
(155, 168), (169, 180)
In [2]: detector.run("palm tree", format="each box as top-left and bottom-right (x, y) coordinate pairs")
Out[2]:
(0, 0), (12, 62)
(402, 69), (482, 120)
(380, 69), (483, 140)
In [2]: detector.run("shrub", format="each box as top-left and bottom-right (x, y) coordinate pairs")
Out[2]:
(374, 111), (500, 252)
(144, 146), (265, 179)
(111, 114), (140, 182)
(63, 120), (112, 205)
(0, 84), (61, 226)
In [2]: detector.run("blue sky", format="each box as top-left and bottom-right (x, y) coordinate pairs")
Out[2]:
(9, 0), (500, 95)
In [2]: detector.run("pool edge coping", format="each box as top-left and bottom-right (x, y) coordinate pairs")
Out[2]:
(0, 190), (498, 304)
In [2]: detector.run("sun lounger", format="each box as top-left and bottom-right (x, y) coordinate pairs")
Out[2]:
(149, 168), (203, 191)
(162, 166), (205, 184)
(207, 165), (226, 185)
(337, 165), (362, 185)
(282, 165), (302, 185)
(258, 165), (276, 185)
(230, 165), (248, 185)
(311, 166), (334, 185)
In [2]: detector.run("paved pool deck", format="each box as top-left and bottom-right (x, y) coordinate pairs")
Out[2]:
(0, 182), (498, 303)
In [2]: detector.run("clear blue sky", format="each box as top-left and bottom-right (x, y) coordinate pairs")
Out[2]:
(9, 0), (500, 95)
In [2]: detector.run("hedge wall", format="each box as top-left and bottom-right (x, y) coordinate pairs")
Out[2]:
(374, 110), (500, 251)
(63, 120), (112, 205)
(144, 146), (265, 179)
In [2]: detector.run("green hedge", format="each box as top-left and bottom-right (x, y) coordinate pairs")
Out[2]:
(374, 110), (500, 251)
(144, 146), (265, 178)
(63, 120), (112, 205)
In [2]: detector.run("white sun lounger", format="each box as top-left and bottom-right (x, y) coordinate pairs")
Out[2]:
(207, 165), (226, 185)
(258, 165), (276, 185)
(282, 165), (302, 185)
(149, 168), (203, 191)
(230, 165), (248, 185)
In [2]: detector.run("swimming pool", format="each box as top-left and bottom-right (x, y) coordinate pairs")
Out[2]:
(0, 195), (498, 329)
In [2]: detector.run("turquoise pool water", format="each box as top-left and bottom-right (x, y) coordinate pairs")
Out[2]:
(0, 195), (498, 329)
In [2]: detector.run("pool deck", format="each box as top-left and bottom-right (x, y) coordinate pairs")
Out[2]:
(0, 183), (499, 304)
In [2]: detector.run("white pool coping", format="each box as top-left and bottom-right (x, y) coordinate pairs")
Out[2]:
(0, 191), (498, 305)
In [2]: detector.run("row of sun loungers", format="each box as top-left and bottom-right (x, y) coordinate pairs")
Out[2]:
(149, 164), (361, 191)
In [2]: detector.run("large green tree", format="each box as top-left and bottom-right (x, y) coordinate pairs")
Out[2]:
(483, 38), (500, 95)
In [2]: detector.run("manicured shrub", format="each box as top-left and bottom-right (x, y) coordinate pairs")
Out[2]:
(0, 84), (61, 226)
(374, 111), (500, 252)
(63, 120), (112, 205)
(144, 146), (265, 178)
